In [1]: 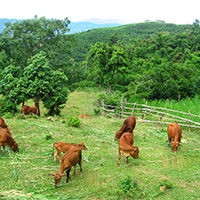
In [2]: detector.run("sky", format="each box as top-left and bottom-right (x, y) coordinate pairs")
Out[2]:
(1, 0), (200, 25)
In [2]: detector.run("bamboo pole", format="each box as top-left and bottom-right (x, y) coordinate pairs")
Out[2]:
(121, 99), (126, 118)
(158, 99), (168, 124)
(189, 110), (191, 132)
(102, 100), (105, 117)
(143, 101), (148, 120)
(131, 102), (137, 116)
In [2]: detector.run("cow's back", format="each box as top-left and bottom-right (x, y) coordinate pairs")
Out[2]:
(55, 142), (77, 152)
(0, 128), (10, 143)
(0, 117), (8, 129)
(62, 147), (82, 167)
(168, 123), (181, 139)
(119, 132), (134, 150)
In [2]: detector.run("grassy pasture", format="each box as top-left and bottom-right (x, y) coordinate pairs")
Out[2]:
(0, 89), (200, 200)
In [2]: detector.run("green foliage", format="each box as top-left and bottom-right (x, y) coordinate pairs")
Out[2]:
(67, 116), (81, 127)
(95, 90), (122, 107)
(0, 97), (17, 114)
(0, 16), (76, 116)
(45, 134), (52, 140)
(159, 179), (174, 189)
(117, 176), (142, 198)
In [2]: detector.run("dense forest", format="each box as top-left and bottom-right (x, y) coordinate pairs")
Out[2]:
(0, 16), (200, 116)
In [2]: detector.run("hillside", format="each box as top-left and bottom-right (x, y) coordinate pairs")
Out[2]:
(0, 89), (200, 199)
(71, 22), (193, 62)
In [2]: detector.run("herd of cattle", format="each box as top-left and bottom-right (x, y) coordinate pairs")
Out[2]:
(0, 106), (182, 188)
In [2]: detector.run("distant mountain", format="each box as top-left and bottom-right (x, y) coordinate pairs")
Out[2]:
(0, 18), (123, 34)
(0, 18), (22, 33)
(68, 21), (122, 34)
(81, 18), (126, 24)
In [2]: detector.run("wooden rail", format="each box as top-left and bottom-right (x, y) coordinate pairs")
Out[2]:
(99, 99), (200, 131)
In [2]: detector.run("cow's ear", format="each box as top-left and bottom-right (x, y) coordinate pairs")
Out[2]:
(49, 174), (55, 177)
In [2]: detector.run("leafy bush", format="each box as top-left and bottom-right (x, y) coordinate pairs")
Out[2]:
(117, 176), (143, 198)
(0, 98), (18, 114)
(67, 116), (81, 127)
(93, 108), (101, 115)
(95, 90), (122, 107)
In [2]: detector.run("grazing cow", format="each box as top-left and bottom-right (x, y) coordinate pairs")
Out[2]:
(118, 132), (139, 166)
(115, 116), (136, 140)
(167, 123), (182, 152)
(0, 117), (9, 130)
(52, 142), (87, 163)
(22, 105), (39, 116)
(0, 128), (19, 153)
(49, 145), (85, 187)
(78, 114), (92, 119)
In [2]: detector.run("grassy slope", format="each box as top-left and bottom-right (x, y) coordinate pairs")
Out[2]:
(0, 89), (200, 200)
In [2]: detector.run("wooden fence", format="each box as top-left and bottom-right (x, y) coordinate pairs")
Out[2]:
(100, 99), (200, 131)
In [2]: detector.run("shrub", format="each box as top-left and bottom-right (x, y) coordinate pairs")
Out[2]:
(67, 116), (81, 127)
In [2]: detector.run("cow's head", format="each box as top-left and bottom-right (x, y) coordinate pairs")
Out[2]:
(11, 141), (19, 152)
(79, 142), (87, 150)
(130, 147), (139, 159)
(49, 173), (65, 187)
(171, 141), (181, 152)
(114, 130), (122, 140)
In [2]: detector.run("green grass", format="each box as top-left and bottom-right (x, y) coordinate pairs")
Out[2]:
(0, 89), (200, 200)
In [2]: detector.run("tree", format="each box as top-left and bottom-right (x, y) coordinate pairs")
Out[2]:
(1, 16), (75, 71)
(0, 51), (69, 116)
(0, 16), (76, 115)
(87, 42), (130, 92)
(23, 51), (69, 116)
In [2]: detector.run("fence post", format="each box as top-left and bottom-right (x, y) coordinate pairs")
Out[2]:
(143, 101), (148, 120)
(102, 100), (105, 117)
(189, 110), (191, 132)
(131, 102), (137, 116)
(121, 99), (126, 119)
(158, 99), (169, 124)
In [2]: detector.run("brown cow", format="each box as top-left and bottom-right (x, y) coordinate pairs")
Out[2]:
(167, 123), (182, 152)
(0, 117), (9, 130)
(0, 128), (19, 154)
(118, 132), (139, 166)
(22, 105), (39, 116)
(115, 116), (136, 140)
(49, 145), (86, 187)
(52, 142), (87, 163)
(78, 114), (92, 119)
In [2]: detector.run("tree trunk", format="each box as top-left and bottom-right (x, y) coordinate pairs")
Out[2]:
(34, 97), (40, 116)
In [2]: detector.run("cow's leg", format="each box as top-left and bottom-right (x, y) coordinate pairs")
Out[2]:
(66, 168), (71, 183)
(2, 145), (6, 154)
(78, 159), (82, 172)
(168, 138), (171, 147)
(57, 151), (62, 163)
(118, 149), (121, 166)
(73, 165), (76, 175)
(126, 156), (129, 164)
(54, 151), (57, 163)
(0, 143), (3, 153)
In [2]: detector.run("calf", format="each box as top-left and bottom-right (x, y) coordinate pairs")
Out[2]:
(49, 145), (85, 187)
(115, 116), (136, 140)
(22, 105), (39, 116)
(52, 142), (87, 163)
(0, 128), (19, 153)
(118, 132), (139, 166)
(0, 117), (10, 130)
(167, 123), (182, 152)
